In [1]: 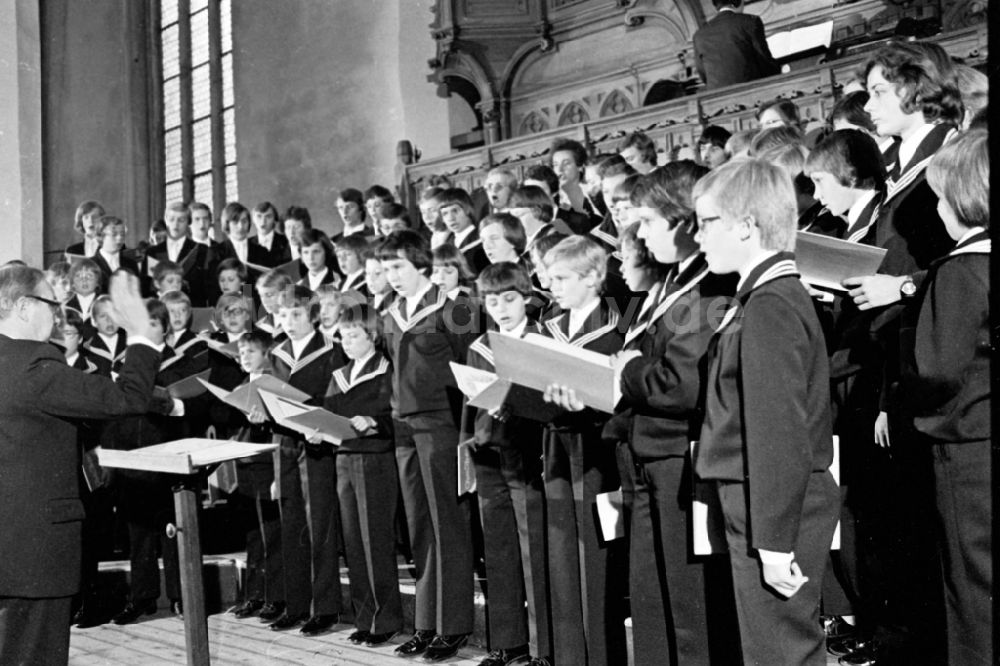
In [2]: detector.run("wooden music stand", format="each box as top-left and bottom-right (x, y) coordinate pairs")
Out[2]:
(98, 438), (278, 666)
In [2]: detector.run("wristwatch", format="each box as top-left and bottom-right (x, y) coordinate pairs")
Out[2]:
(899, 276), (917, 299)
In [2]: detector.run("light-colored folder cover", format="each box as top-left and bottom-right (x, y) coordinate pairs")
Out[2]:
(246, 258), (301, 281)
(164, 368), (212, 399)
(457, 439), (477, 496)
(258, 389), (357, 445)
(766, 20), (833, 60)
(97, 438), (278, 475)
(796, 231), (887, 291)
(449, 362), (560, 422)
(596, 489), (625, 542)
(202, 337), (240, 360)
(488, 331), (621, 413)
(190, 307), (216, 335)
(198, 374), (310, 416)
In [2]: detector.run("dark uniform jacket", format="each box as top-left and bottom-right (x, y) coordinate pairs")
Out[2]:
(692, 10), (779, 89)
(322, 353), (394, 454)
(0, 337), (160, 597)
(696, 253), (834, 554)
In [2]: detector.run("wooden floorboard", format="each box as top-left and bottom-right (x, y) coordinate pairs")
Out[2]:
(71, 610), (488, 665)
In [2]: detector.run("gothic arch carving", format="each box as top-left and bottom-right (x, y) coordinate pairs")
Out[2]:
(600, 90), (633, 117)
(430, 49), (498, 111)
(557, 101), (589, 127)
(620, 0), (705, 41)
(519, 110), (550, 135)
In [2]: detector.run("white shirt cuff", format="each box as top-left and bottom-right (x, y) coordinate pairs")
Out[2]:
(759, 549), (795, 565)
(170, 399), (185, 417)
(127, 335), (165, 352)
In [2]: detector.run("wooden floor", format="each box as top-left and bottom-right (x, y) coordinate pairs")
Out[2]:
(70, 612), (844, 665)
(70, 611), (487, 665)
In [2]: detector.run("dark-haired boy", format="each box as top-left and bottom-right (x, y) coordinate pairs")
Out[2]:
(320, 305), (402, 647)
(379, 230), (478, 661)
(463, 262), (552, 666)
(267, 286), (346, 634)
(84, 296), (127, 377)
(227, 331), (285, 621)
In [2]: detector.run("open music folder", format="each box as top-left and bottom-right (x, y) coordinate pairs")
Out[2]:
(488, 331), (621, 413)
(796, 231), (887, 291)
(258, 389), (358, 445)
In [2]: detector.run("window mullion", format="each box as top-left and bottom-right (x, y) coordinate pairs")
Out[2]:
(178, 0), (194, 203)
(208, 0), (225, 212)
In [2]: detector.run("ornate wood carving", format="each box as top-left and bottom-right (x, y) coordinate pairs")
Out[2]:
(557, 101), (589, 126)
(600, 90), (633, 117)
(520, 110), (550, 134)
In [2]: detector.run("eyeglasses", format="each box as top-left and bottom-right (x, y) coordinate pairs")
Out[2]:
(24, 294), (64, 322)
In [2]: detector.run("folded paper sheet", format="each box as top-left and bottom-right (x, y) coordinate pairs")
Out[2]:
(258, 389), (357, 445)
(199, 374), (310, 416)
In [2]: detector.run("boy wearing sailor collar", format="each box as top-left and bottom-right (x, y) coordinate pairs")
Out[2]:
(316, 305), (401, 647)
(539, 235), (627, 666)
(377, 230), (477, 661)
(464, 262), (552, 666)
(254, 269), (293, 345)
(85, 296), (127, 377)
(693, 158), (839, 666)
(897, 129), (991, 666)
(266, 285), (346, 636)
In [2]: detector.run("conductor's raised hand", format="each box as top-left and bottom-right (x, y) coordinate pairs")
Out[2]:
(107, 270), (155, 339)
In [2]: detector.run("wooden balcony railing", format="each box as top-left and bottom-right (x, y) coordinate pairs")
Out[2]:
(403, 25), (986, 196)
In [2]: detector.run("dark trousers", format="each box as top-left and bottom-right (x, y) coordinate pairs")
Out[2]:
(932, 439), (992, 666)
(395, 418), (437, 632)
(629, 455), (738, 666)
(78, 483), (115, 602)
(115, 473), (181, 603)
(338, 451), (403, 635)
(718, 472), (840, 666)
(543, 426), (626, 666)
(0, 596), (72, 666)
(277, 439), (342, 616)
(233, 460), (284, 603)
(471, 440), (550, 656)
(399, 410), (474, 635)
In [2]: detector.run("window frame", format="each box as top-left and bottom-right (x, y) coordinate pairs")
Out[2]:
(151, 0), (236, 218)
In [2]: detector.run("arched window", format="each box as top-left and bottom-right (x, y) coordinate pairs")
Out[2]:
(157, 0), (237, 214)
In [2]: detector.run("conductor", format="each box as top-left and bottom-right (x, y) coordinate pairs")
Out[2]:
(0, 266), (163, 665)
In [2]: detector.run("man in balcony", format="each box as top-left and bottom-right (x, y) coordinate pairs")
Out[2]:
(692, 0), (779, 89)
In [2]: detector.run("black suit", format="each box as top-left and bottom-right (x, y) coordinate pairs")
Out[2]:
(90, 252), (142, 295)
(692, 10), (779, 89)
(0, 336), (160, 665)
(249, 233), (292, 268)
(144, 238), (215, 306)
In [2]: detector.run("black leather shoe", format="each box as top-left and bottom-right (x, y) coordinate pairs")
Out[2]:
(829, 636), (873, 658)
(839, 643), (878, 666)
(348, 629), (371, 644)
(299, 613), (339, 636)
(269, 612), (308, 631)
(111, 600), (157, 625)
(394, 629), (436, 656)
(477, 645), (530, 666)
(258, 601), (286, 622)
(72, 605), (107, 629)
(230, 598), (264, 618)
(422, 634), (470, 662)
(823, 615), (857, 640)
(364, 630), (398, 646)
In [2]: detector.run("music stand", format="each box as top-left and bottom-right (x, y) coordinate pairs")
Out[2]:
(98, 438), (278, 666)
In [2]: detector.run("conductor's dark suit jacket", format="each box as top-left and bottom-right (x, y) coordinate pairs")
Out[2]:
(692, 10), (779, 89)
(0, 336), (160, 598)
